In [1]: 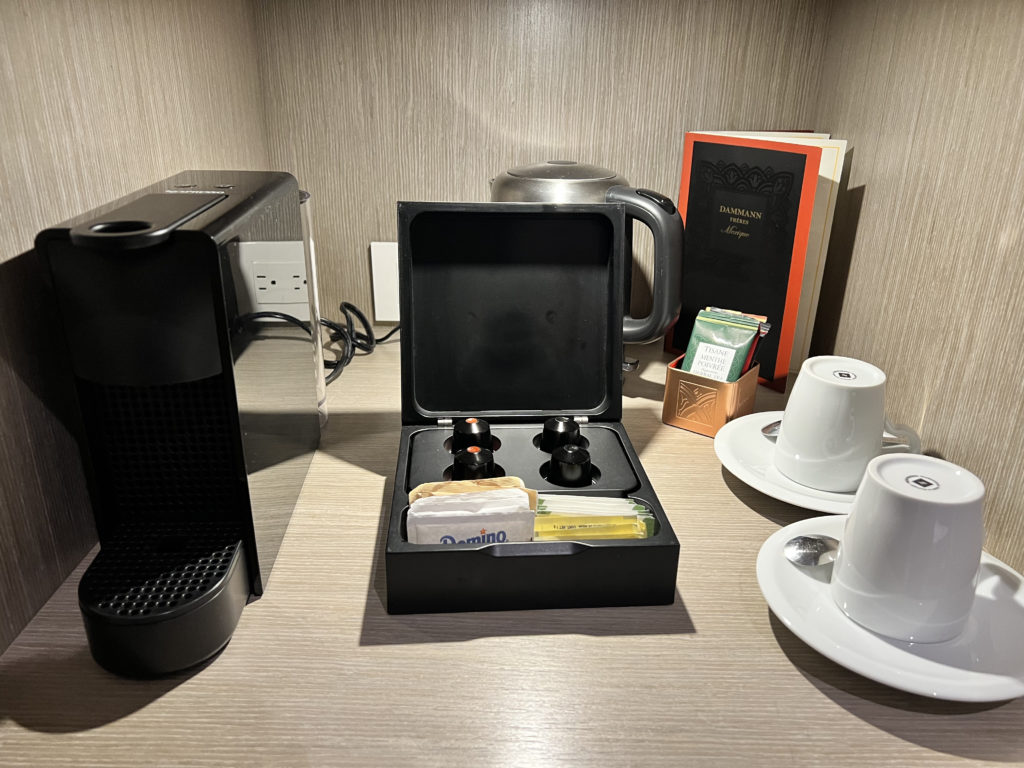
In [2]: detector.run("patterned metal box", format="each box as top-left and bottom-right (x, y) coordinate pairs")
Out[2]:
(661, 356), (759, 437)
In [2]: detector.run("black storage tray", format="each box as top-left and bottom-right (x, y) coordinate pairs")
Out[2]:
(384, 202), (679, 614)
(386, 421), (678, 614)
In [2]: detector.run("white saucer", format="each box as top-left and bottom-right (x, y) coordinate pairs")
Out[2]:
(758, 515), (1024, 702)
(714, 411), (854, 514)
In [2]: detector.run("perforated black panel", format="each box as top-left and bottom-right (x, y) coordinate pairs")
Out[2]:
(79, 522), (242, 619)
(77, 376), (241, 519)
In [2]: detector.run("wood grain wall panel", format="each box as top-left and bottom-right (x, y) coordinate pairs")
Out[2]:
(252, 0), (831, 320)
(812, 0), (1024, 569)
(0, 0), (271, 653)
(9, 0), (1022, 661)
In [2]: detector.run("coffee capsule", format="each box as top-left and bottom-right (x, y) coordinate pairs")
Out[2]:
(452, 446), (496, 480)
(452, 417), (491, 452)
(539, 416), (580, 453)
(548, 444), (592, 487)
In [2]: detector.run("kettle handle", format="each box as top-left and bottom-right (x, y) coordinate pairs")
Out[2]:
(606, 186), (683, 344)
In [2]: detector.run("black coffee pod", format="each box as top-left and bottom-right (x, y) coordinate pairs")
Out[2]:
(539, 416), (580, 453)
(548, 444), (592, 487)
(452, 446), (496, 480)
(452, 417), (491, 452)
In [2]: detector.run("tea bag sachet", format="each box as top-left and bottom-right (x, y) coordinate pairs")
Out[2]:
(680, 308), (766, 382)
(705, 307), (770, 374)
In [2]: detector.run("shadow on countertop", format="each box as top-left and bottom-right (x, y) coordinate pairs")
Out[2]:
(359, 588), (695, 646)
(0, 541), (215, 734)
(622, 370), (667, 402)
(0, 644), (213, 734)
(315, 408), (401, 478)
(768, 611), (1024, 762)
(720, 467), (825, 528)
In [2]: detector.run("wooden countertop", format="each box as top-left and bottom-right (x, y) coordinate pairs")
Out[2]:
(2, 340), (1023, 767)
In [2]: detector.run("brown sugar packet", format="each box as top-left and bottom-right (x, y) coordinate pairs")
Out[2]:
(408, 477), (538, 510)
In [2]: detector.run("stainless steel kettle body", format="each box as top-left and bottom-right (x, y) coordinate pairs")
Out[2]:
(490, 160), (683, 344)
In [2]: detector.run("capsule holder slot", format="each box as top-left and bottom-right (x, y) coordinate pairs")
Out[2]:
(407, 423), (637, 494)
(443, 435), (503, 453)
(441, 462), (507, 481)
(532, 432), (590, 452)
(539, 459), (602, 486)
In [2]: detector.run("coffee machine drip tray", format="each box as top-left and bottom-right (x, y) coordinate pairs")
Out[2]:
(77, 522), (250, 677)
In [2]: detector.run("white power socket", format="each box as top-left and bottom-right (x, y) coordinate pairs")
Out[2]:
(232, 241), (310, 321)
(252, 261), (307, 303)
(370, 241), (400, 322)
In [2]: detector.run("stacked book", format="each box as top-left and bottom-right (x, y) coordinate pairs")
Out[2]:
(666, 131), (848, 390)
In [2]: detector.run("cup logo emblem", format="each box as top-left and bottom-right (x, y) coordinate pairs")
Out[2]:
(906, 474), (940, 491)
(832, 370), (857, 380)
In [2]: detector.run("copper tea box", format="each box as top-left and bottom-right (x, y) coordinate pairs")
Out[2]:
(662, 355), (760, 437)
(384, 202), (680, 613)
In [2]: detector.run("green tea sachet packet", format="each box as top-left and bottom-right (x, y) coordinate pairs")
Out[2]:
(680, 308), (764, 382)
(707, 307), (771, 375)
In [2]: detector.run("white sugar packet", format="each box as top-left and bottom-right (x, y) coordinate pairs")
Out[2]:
(410, 488), (529, 513)
(407, 488), (535, 545)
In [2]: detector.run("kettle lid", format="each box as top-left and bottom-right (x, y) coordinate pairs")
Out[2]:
(506, 160), (621, 182)
(490, 161), (629, 203)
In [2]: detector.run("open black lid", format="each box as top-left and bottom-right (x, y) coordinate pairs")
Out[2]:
(398, 202), (625, 424)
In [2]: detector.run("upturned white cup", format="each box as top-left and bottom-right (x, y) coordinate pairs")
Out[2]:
(830, 453), (985, 643)
(774, 356), (920, 493)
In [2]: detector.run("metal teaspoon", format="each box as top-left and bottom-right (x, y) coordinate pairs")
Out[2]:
(783, 535), (840, 567)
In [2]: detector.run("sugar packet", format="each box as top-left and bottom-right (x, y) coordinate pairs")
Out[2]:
(406, 487), (535, 545)
(533, 495), (655, 540)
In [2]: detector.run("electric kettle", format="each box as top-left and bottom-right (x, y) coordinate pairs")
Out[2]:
(490, 160), (683, 344)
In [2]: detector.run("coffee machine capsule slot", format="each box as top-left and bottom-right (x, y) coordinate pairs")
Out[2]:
(69, 192), (225, 250)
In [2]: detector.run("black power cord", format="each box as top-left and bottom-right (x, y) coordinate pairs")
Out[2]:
(236, 302), (399, 385)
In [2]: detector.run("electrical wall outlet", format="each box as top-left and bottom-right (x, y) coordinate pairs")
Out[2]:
(232, 240), (310, 321)
(370, 241), (400, 322)
(253, 261), (307, 304)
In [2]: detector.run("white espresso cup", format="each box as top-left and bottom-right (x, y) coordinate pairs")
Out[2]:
(773, 355), (920, 493)
(830, 453), (985, 643)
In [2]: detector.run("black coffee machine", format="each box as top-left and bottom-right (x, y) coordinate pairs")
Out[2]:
(35, 171), (320, 676)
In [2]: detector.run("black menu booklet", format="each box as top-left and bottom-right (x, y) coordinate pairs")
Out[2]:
(666, 132), (827, 388)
